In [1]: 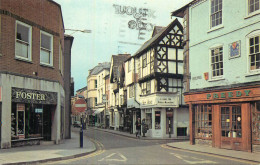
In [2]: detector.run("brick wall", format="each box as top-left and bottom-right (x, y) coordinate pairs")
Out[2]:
(0, 0), (64, 86)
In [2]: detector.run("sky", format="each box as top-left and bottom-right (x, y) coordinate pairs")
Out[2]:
(53, 0), (192, 93)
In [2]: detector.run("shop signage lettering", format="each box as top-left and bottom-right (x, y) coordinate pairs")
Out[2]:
(140, 95), (178, 107)
(206, 90), (251, 99)
(12, 87), (57, 104)
(15, 91), (46, 101)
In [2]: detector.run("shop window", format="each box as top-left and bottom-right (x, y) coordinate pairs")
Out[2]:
(252, 101), (260, 144)
(155, 111), (161, 129)
(210, 0), (222, 28)
(221, 106), (242, 138)
(40, 31), (53, 66)
(194, 105), (212, 139)
(15, 21), (32, 61)
(11, 103), (45, 140)
(211, 46), (223, 78)
(145, 109), (152, 129)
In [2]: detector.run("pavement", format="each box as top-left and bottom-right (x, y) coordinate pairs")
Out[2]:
(90, 127), (189, 140)
(0, 130), (96, 165)
(166, 142), (260, 163)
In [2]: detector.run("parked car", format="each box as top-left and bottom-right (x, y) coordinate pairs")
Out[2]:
(73, 121), (81, 128)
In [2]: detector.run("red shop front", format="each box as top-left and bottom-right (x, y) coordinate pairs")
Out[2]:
(185, 85), (260, 152)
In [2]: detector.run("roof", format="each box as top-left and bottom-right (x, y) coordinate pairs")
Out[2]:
(171, 0), (197, 18)
(133, 18), (182, 57)
(152, 26), (165, 37)
(112, 54), (131, 68)
(76, 86), (87, 92)
(89, 62), (111, 76)
(110, 54), (131, 82)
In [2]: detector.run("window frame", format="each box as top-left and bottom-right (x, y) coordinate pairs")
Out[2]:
(15, 21), (32, 61)
(210, 0), (223, 29)
(194, 105), (213, 139)
(209, 45), (224, 79)
(40, 30), (53, 66)
(247, 31), (260, 73)
(248, 0), (260, 15)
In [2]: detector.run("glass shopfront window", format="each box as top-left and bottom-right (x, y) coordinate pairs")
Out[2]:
(252, 101), (260, 144)
(145, 109), (152, 129)
(155, 111), (161, 129)
(11, 103), (51, 140)
(194, 105), (212, 138)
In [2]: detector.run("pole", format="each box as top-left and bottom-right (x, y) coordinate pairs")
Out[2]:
(80, 116), (83, 148)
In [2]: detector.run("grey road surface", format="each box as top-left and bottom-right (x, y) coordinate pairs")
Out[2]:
(46, 128), (256, 165)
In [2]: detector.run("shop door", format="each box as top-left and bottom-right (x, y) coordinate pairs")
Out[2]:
(43, 105), (52, 141)
(221, 105), (242, 150)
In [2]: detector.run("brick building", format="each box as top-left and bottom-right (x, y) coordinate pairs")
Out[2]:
(0, 0), (70, 148)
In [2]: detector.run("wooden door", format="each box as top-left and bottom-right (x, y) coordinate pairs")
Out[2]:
(221, 105), (242, 150)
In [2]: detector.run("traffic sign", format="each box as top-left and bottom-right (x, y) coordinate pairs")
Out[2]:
(74, 99), (87, 112)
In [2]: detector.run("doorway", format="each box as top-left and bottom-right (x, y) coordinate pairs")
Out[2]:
(220, 105), (242, 150)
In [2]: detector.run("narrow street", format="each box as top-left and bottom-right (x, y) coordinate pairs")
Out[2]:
(45, 128), (256, 165)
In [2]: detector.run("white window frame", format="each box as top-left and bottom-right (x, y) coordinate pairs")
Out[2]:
(15, 21), (32, 61)
(210, 0), (223, 29)
(246, 30), (260, 74)
(40, 30), (53, 66)
(209, 44), (224, 80)
(248, 0), (260, 15)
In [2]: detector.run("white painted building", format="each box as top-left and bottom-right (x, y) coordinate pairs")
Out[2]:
(132, 19), (189, 138)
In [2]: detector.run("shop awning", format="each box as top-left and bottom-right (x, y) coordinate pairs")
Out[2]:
(94, 108), (104, 115)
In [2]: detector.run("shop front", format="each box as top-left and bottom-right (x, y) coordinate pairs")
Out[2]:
(140, 93), (189, 138)
(186, 86), (260, 152)
(10, 88), (57, 147)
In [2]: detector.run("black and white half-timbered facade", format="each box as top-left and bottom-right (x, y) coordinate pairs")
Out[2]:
(134, 19), (189, 138)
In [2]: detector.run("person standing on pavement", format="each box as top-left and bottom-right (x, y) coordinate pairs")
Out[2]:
(142, 118), (147, 137)
(135, 118), (141, 138)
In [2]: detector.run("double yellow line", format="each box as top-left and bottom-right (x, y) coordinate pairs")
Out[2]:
(45, 138), (105, 164)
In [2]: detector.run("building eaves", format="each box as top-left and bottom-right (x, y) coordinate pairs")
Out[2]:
(171, 0), (199, 18)
(133, 18), (181, 58)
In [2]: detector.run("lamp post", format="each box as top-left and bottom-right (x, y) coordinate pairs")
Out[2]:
(67, 28), (91, 148)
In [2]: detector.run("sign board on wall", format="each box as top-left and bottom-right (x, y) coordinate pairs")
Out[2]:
(12, 87), (57, 105)
(140, 94), (179, 108)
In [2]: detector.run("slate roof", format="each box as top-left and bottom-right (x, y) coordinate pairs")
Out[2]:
(133, 18), (181, 57)
(152, 26), (165, 37)
(89, 62), (111, 76)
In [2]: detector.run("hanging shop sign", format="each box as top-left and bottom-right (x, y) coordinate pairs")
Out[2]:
(12, 87), (57, 104)
(229, 40), (241, 59)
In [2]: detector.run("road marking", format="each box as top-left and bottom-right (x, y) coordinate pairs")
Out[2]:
(44, 138), (106, 164)
(161, 144), (259, 165)
(171, 153), (217, 164)
(98, 152), (127, 162)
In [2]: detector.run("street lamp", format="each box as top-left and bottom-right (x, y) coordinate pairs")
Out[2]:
(65, 29), (92, 35)
(66, 28), (91, 148)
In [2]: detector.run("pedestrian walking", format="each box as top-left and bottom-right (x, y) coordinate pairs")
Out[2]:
(135, 118), (141, 138)
(142, 118), (147, 137)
